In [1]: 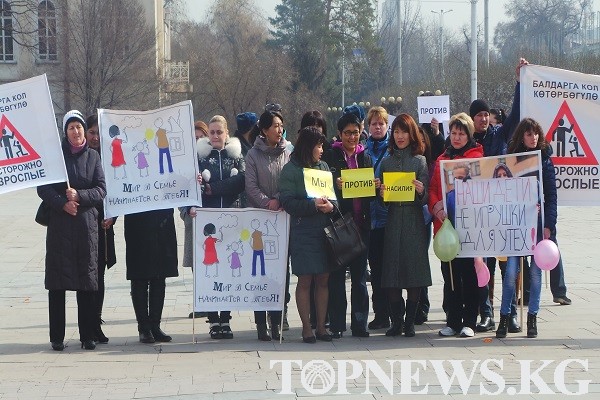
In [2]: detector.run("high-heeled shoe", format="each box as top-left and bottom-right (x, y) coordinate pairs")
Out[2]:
(80, 340), (96, 350)
(94, 326), (109, 344)
(51, 341), (65, 351)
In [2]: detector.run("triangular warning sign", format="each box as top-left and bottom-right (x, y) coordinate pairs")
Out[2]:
(545, 101), (598, 166)
(0, 114), (41, 167)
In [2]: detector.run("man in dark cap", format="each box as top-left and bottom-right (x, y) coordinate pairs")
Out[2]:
(234, 112), (258, 156)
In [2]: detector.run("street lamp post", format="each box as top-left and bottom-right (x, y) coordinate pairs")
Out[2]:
(431, 9), (452, 80)
(380, 96), (402, 116)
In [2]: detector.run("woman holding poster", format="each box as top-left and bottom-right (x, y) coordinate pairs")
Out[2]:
(379, 114), (430, 337)
(196, 115), (245, 339)
(38, 110), (106, 351)
(279, 126), (337, 343)
(497, 118), (557, 339)
(429, 112), (484, 338)
(324, 112), (375, 339)
(245, 109), (290, 341)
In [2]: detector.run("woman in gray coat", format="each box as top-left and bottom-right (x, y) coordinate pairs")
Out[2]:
(379, 114), (431, 337)
(37, 110), (106, 351)
(245, 110), (290, 341)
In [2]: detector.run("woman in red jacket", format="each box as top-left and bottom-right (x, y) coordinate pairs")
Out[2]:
(429, 112), (484, 338)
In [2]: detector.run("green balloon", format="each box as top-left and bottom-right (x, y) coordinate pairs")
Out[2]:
(433, 219), (460, 262)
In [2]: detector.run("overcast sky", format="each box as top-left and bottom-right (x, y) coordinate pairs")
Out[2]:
(188, 0), (600, 37)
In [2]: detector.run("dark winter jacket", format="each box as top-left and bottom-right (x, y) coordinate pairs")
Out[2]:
(473, 83), (521, 156)
(38, 139), (106, 291)
(124, 208), (178, 280)
(540, 147), (558, 232)
(91, 148), (116, 269)
(279, 157), (338, 275)
(197, 137), (245, 208)
(323, 142), (373, 230)
(365, 132), (390, 229)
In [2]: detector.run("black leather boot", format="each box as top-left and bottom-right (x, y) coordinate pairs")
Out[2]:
(257, 323), (271, 341)
(508, 315), (522, 333)
(527, 313), (537, 338)
(131, 280), (154, 343)
(496, 314), (509, 338)
(385, 300), (405, 337)
(149, 279), (171, 342)
(403, 300), (418, 337)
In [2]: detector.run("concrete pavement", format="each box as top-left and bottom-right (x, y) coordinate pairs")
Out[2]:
(1, 187), (599, 399)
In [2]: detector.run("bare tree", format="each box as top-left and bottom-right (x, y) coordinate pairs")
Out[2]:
(63, 0), (158, 116)
(173, 0), (296, 128)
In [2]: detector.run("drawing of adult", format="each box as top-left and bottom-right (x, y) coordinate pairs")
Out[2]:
(37, 110), (106, 351)
(85, 114), (117, 344)
(195, 115), (245, 339)
(245, 109), (291, 341)
(125, 208), (178, 343)
(1, 128), (14, 158)
(429, 112), (484, 338)
(323, 112), (375, 339)
(279, 126), (337, 343)
(553, 118), (573, 157)
(155, 117), (173, 174)
(108, 124), (127, 179)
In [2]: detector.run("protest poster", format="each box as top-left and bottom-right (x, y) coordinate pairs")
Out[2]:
(303, 168), (336, 200)
(340, 167), (375, 198)
(0, 74), (67, 194)
(193, 208), (290, 312)
(417, 95), (450, 124)
(521, 64), (600, 205)
(382, 172), (415, 202)
(439, 151), (542, 257)
(99, 101), (201, 218)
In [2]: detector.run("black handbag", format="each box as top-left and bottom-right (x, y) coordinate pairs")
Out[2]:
(324, 211), (366, 271)
(35, 201), (50, 226)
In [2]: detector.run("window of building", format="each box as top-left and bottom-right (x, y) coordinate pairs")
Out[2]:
(0, 1), (14, 61)
(38, 0), (57, 61)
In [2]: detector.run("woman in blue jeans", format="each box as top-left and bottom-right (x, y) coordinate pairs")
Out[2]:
(496, 118), (557, 339)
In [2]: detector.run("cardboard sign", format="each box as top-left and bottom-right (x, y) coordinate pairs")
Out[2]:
(340, 168), (375, 198)
(383, 172), (415, 202)
(303, 168), (336, 200)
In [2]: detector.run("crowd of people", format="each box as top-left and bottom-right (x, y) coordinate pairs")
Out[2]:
(38, 58), (572, 350)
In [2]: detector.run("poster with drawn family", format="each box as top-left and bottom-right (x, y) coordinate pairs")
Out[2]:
(0, 74), (67, 195)
(98, 101), (201, 218)
(439, 151), (543, 257)
(193, 208), (290, 312)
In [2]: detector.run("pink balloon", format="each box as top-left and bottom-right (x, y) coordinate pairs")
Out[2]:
(533, 239), (560, 271)
(474, 258), (490, 287)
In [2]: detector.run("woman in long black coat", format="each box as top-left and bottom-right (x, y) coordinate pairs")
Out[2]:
(124, 208), (178, 343)
(37, 110), (106, 351)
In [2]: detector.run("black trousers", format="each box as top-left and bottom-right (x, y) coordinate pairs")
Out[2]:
(368, 227), (388, 320)
(48, 289), (95, 342)
(441, 258), (479, 331)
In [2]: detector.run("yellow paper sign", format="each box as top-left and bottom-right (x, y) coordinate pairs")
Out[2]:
(341, 168), (375, 198)
(383, 172), (416, 202)
(303, 168), (337, 200)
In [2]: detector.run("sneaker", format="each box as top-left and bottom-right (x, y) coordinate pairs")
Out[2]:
(209, 324), (222, 339)
(221, 324), (234, 339)
(553, 296), (572, 305)
(459, 327), (475, 337)
(438, 326), (457, 336)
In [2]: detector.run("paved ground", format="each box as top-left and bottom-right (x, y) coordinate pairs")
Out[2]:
(1, 187), (599, 399)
